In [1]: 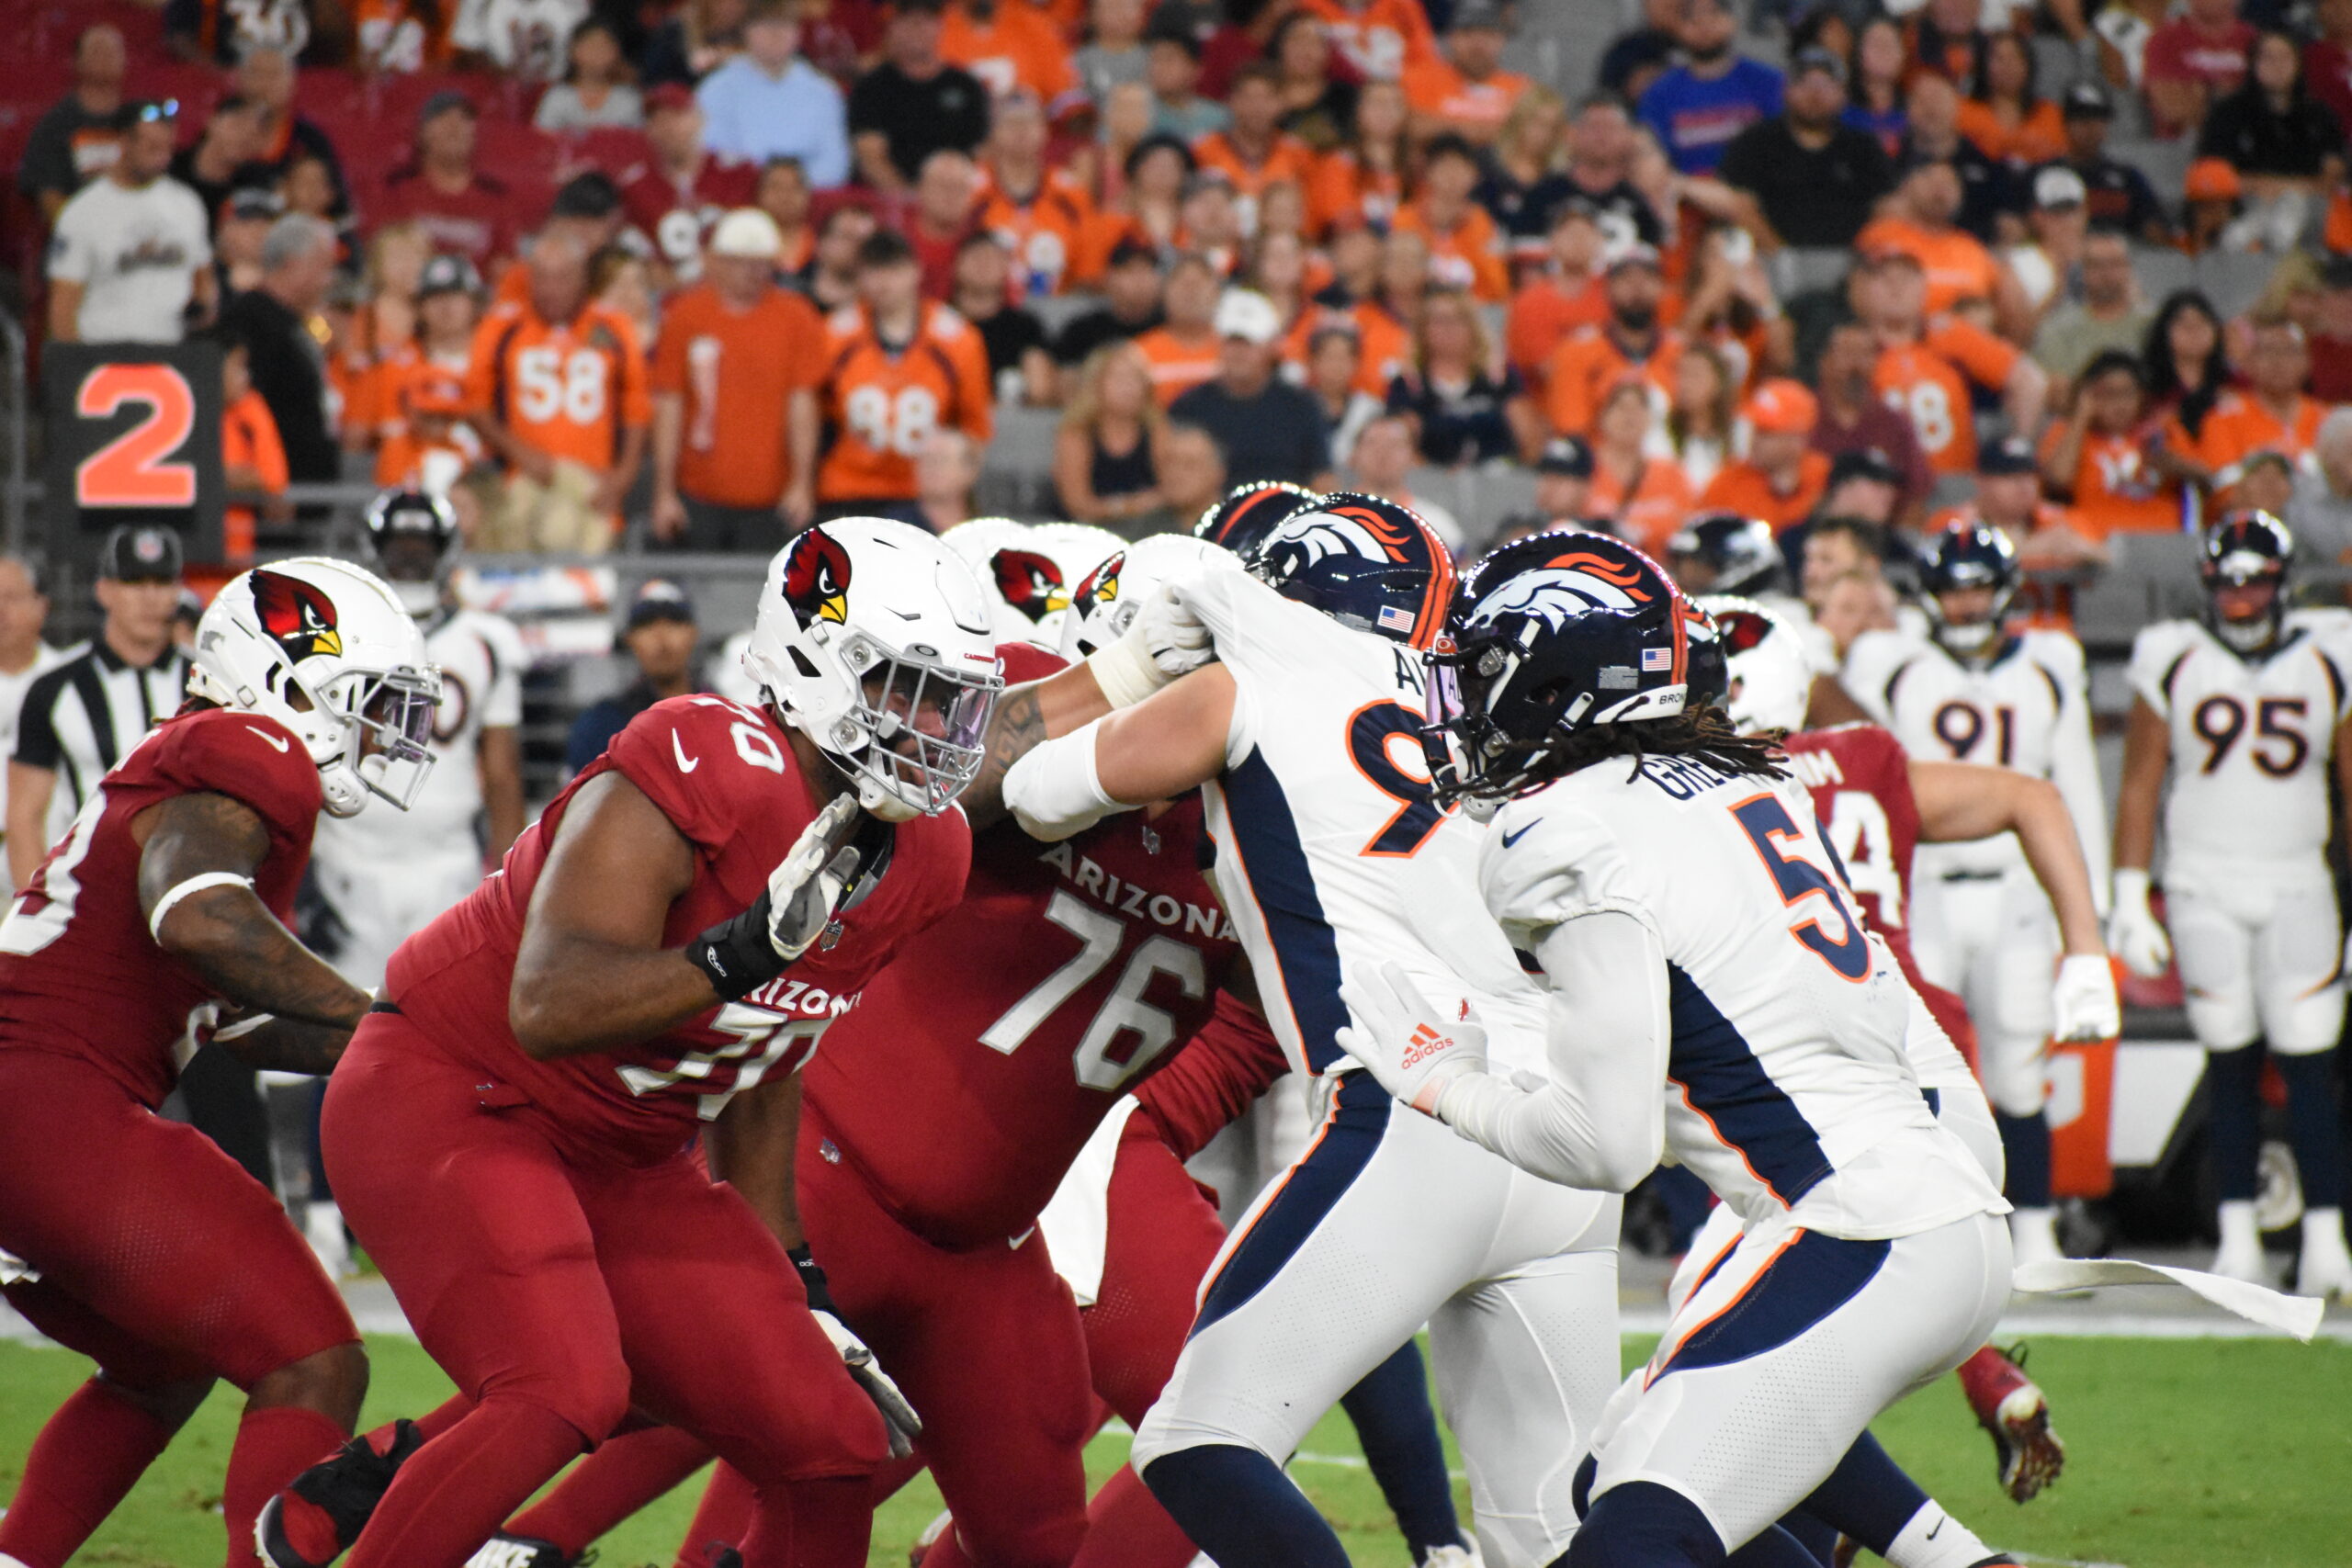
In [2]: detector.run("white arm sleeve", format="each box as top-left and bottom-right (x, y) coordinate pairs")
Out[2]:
(1431, 910), (1668, 1192)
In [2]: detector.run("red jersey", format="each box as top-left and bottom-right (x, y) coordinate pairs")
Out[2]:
(622, 155), (761, 280)
(0, 708), (323, 1109)
(1780, 723), (1930, 981)
(802, 645), (1253, 1247)
(1131, 987), (1290, 1162)
(383, 694), (970, 1166)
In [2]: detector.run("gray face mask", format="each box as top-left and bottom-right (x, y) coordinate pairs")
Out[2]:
(2211, 604), (2278, 654)
(1933, 615), (2000, 659)
(390, 578), (439, 617)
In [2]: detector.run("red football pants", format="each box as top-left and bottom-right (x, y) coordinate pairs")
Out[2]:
(322, 1016), (890, 1486)
(0, 1050), (356, 1390)
(502, 1111), (1233, 1567)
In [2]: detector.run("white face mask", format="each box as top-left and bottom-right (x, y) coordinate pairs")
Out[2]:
(390, 578), (439, 616)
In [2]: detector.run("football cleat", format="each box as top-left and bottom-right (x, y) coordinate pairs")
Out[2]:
(2295, 1220), (2352, 1301)
(255, 1419), (424, 1568)
(1957, 1344), (2064, 1503)
(464, 1535), (582, 1568)
(1420, 1540), (1485, 1566)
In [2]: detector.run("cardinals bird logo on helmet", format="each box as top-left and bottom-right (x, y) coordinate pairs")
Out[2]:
(251, 570), (345, 663)
(1072, 550), (1125, 622)
(992, 549), (1071, 622)
(782, 528), (854, 627)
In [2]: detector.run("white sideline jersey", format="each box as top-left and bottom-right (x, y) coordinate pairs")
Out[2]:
(1181, 560), (1547, 1079)
(313, 607), (523, 874)
(2126, 615), (2352, 882)
(1483, 759), (2006, 1240)
(1843, 626), (2109, 888)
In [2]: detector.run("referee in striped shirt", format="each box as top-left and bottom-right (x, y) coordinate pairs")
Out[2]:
(6, 525), (190, 887)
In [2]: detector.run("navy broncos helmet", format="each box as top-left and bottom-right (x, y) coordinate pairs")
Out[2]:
(1238, 491), (1457, 650)
(1426, 529), (1700, 809)
(2199, 508), (2294, 654)
(1193, 480), (1323, 556)
(1917, 519), (2019, 660)
(361, 488), (461, 615)
(1666, 511), (1783, 598)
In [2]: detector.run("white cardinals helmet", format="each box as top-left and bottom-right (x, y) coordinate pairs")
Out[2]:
(1702, 594), (1816, 736)
(742, 519), (1004, 820)
(188, 558), (443, 818)
(1060, 533), (1225, 661)
(940, 518), (1070, 646)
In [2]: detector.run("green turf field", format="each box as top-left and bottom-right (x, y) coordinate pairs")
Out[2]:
(3, 1331), (2346, 1567)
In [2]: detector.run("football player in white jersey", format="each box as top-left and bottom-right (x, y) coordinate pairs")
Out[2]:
(1002, 494), (1623, 1568)
(310, 490), (526, 999)
(1342, 535), (2011, 1568)
(1841, 521), (2109, 1272)
(2110, 512), (2352, 1298)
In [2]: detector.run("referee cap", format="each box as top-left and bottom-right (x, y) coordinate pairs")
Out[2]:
(99, 525), (184, 584)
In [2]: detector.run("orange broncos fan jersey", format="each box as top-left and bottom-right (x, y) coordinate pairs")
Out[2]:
(941, 0), (1079, 106)
(1297, 0), (1436, 81)
(1871, 317), (2018, 476)
(977, 167), (1097, 296)
(466, 299), (653, 473)
(815, 303), (994, 502)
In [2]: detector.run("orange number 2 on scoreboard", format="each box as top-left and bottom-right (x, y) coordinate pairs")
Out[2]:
(74, 364), (198, 508)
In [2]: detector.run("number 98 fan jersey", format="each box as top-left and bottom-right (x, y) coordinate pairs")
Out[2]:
(379, 693), (969, 1165)
(2126, 614), (2352, 882)
(816, 300), (994, 502)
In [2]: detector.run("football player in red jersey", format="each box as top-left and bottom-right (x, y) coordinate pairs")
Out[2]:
(1708, 595), (2114, 1526)
(256, 521), (1008, 1568)
(0, 559), (439, 1568)
(263, 517), (1231, 1568)
(463, 526), (1473, 1568)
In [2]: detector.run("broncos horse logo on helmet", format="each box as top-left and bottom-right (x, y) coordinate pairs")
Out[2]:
(781, 526), (854, 627)
(251, 569), (345, 662)
(1427, 530), (1701, 810)
(1193, 480), (1322, 556)
(1238, 491), (1456, 650)
(991, 548), (1071, 623)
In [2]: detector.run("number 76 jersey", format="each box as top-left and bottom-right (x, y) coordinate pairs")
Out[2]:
(2127, 616), (2352, 879)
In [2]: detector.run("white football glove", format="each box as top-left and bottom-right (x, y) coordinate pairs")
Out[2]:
(765, 795), (865, 962)
(2106, 868), (2171, 979)
(686, 795), (865, 1000)
(2051, 954), (2120, 1043)
(1084, 584), (1215, 708)
(1335, 961), (1489, 1117)
(792, 1247), (921, 1458)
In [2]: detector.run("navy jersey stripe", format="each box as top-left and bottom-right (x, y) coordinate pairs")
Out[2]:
(1665, 961), (1834, 1207)
(1220, 750), (1351, 1073)
(1652, 1229), (1890, 1383)
(1192, 1071), (1390, 1337)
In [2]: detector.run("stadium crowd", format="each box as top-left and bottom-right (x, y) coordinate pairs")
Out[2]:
(10, 0), (2352, 575)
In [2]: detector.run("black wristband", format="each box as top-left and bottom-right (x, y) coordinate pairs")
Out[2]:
(787, 1244), (838, 1317)
(684, 890), (787, 1002)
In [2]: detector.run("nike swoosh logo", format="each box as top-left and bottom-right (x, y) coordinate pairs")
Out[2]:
(244, 727), (289, 753)
(1926, 1520), (1944, 1540)
(1501, 820), (1538, 848)
(672, 730), (699, 773)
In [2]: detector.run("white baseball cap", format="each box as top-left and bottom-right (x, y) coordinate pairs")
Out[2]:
(2031, 166), (2087, 210)
(709, 208), (785, 260)
(1214, 288), (1283, 344)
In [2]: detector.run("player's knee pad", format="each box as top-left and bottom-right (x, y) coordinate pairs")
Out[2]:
(1566, 1481), (1726, 1567)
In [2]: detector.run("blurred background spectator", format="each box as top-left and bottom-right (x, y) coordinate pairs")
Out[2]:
(534, 19), (647, 131)
(47, 100), (212, 345)
(1170, 288), (1334, 489)
(567, 579), (701, 772)
(1056, 338), (1167, 532)
(851, 0), (990, 191)
(697, 0), (852, 184)
(21, 26), (129, 225)
(219, 214), (343, 498)
(650, 208), (822, 551)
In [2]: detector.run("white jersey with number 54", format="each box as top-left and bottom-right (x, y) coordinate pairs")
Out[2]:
(1482, 757), (2006, 1238)
(1180, 558), (1547, 1080)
